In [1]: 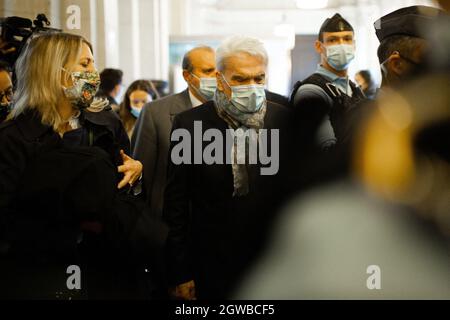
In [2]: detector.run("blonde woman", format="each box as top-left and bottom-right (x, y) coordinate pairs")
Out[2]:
(6, 32), (142, 188)
(0, 33), (146, 299)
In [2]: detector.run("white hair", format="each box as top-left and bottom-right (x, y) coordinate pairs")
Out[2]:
(216, 35), (268, 72)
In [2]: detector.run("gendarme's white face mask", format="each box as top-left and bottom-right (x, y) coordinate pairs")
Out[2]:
(191, 74), (217, 101)
(324, 44), (355, 71)
(221, 74), (266, 114)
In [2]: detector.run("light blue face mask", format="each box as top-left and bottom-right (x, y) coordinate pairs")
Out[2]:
(130, 105), (141, 118)
(221, 74), (266, 114)
(191, 74), (217, 101)
(324, 44), (355, 71)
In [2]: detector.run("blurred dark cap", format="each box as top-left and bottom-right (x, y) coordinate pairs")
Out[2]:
(374, 5), (447, 42)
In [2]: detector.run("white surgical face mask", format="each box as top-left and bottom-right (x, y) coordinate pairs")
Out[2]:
(221, 74), (266, 114)
(191, 73), (217, 101)
(324, 44), (355, 71)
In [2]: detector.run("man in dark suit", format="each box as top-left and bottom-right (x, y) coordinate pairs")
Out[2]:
(132, 46), (217, 219)
(163, 36), (289, 300)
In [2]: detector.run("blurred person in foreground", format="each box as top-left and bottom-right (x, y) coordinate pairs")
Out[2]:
(235, 75), (450, 299)
(235, 5), (450, 300)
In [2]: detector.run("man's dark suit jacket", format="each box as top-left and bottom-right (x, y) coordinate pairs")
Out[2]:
(132, 89), (289, 220)
(265, 90), (290, 108)
(132, 90), (191, 218)
(163, 100), (290, 299)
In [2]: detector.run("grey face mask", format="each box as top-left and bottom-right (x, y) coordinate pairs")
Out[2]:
(221, 74), (266, 114)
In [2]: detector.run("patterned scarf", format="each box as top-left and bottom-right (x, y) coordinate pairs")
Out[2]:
(214, 90), (267, 197)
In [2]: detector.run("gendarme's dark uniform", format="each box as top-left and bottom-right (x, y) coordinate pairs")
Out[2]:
(290, 67), (366, 148)
(290, 14), (366, 149)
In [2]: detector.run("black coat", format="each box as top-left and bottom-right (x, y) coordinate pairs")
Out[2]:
(0, 108), (131, 230)
(163, 101), (291, 299)
(265, 90), (290, 108)
(0, 108), (161, 299)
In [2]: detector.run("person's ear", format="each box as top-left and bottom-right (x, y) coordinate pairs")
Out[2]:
(61, 68), (72, 88)
(115, 84), (121, 95)
(387, 52), (405, 77)
(216, 71), (224, 92)
(182, 70), (191, 84)
(315, 40), (324, 55)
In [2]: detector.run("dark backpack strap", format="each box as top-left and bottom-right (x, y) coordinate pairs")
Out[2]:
(289, 80), (303, 106)
(289, 73), (342, 107)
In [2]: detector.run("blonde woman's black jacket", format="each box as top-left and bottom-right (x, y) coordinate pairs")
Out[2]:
(0, 108), (160, 299)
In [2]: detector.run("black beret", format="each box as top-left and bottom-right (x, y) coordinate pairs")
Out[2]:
(374, 5), (446, 42)
(319, 13), (354, 35)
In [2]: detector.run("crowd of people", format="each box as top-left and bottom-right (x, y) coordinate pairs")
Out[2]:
(0, 3), (449, 300)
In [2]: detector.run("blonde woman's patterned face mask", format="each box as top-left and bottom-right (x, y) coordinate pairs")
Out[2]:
(62, 43), (100, 109)
(62, 69), (101, 109)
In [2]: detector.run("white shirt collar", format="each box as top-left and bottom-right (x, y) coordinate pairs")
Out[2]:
(68, 111), (81, 130)
(189, 89), (204, 108)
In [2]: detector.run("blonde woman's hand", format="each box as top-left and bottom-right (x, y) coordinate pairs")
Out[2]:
(117, 150), (143, 189)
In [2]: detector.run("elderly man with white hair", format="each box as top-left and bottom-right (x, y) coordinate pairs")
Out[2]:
(163, 35), (290, 300)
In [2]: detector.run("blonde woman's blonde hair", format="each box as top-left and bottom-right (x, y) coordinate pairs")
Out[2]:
(10, 32), (107, 130)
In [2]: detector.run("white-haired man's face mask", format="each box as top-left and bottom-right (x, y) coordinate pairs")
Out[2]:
(216, 52), (267, 113)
